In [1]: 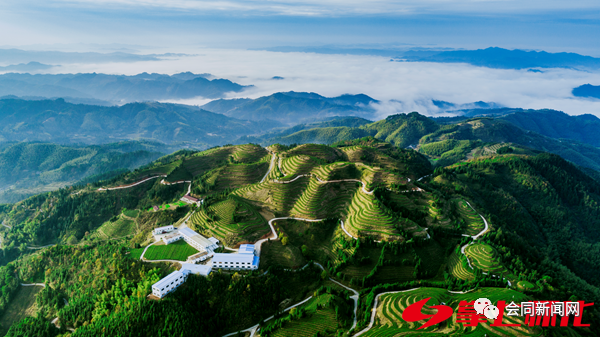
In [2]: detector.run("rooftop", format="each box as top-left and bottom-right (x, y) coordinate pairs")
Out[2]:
(182, 195), (199, 202)
(155, 225), (173, 230)
(181, 263), (212, 276)
(239, 244), (255, 254)
(212, 253), (256, 264)
(163, 232), (182, 240)
(180, 227), (216, 248)
(152, 270), (185, 289)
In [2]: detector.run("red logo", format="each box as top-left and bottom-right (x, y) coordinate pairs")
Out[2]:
(402, 297), (454, 329)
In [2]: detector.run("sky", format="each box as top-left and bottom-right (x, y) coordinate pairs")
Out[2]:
(2, 0), (600, 54)
(1, 0), (600, 117)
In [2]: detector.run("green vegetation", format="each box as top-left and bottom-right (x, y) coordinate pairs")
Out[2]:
(0, 285), (42, 336)
(142, 240), (198, 261)
(2, 137), (600, 336)
(260, 288), (354, 337)
(0, 141), (166, 203)
(191, 195), (269, 246)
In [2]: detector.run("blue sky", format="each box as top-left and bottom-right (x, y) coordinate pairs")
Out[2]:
(2, 0), (600, 55)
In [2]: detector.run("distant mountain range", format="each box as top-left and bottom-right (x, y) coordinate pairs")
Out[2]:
(201, 91), (378, 125)
(0, 98), (279, 146)
(398, 47), (600, 70)
(0, 61), (55, 72)
(573, 84), (600, 99)
(259, 45), (600, 70)
(0, 48), (171, 64)
(0, 72), (248, 104)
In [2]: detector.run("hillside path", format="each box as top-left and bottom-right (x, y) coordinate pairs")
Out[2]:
(260, 152), (276, 183)
(20, 283), (45, 287)
(1, 220), (11, 229)
(139, 241), (159, 261)
(459, 201), (511, 286)
(27, 244), (55, 250)
(97, 175), (166, 191)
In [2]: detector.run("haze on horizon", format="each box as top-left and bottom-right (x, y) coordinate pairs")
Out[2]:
(1, 0), (600, 118)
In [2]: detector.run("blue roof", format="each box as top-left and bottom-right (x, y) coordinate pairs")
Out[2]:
(252, 255), (260, 266)
(239, 244), (255, 254)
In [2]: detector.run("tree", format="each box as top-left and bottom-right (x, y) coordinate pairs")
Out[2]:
(67, 235), (78, 245)
(301, 245), (308, 256)
(321, 270), (327, 280)
(281, 237), (289, 246)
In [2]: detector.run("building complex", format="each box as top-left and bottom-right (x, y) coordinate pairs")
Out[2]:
(161, 227), (219, 253)
(212, 244), (259, 271)
(150, 234), (260, 299)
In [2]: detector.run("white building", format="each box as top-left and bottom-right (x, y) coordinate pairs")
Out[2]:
(180, 263), (212, 276)
(153, 225), (174, 235)
(212, 244), (259, 271)
(151, 269), (191, 298)
(179, 227), (219, 253)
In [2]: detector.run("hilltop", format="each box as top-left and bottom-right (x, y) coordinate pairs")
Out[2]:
(202, 92), (377, 125)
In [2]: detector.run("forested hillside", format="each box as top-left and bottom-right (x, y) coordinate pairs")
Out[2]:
(257, 112), (600, 172)
(0, 98), (280, 146)
(0, 141), (599, 336)
(0, 141), (169, 203)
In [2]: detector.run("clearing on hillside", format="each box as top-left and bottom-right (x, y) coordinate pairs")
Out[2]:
(143, 240), (198, 261)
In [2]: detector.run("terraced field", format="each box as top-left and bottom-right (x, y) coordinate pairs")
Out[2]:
(291, 177), (358, 219)
(340, 146), (404, 172)
(485, 143), (509, 155)
(179, 146), (236, 176)
(191, 196), (269, 245)
(363, 287), (542, 337)
(447, 251), (475, 281)
(286, 144), (345, 162)
(280, 155), (321, 176)
(204, 162), (269, 191)
(464, 244), (509, 276)
(270, 294), (339, 337)
(90, 216), (136, 240)
(234, 177), (310, 215)
(456, 200), (485, 236)
(344, 190), (401, 240)
(231, 144), (269, 163)
(143, 240), (198, 261)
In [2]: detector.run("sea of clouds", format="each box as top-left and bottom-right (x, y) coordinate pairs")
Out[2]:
(21, 48), (600, 119)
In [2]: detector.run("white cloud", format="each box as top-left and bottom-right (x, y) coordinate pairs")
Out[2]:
(46, 48), (600, 118)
